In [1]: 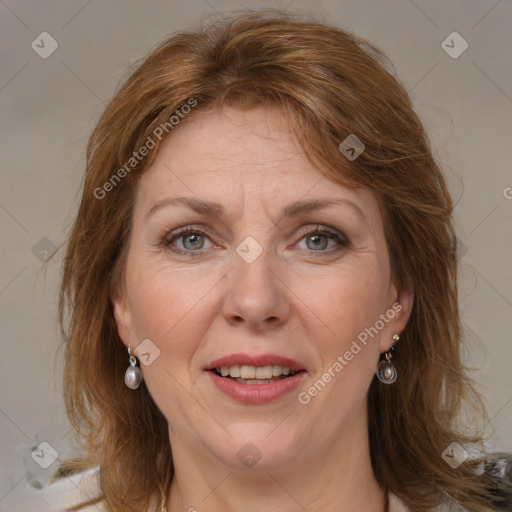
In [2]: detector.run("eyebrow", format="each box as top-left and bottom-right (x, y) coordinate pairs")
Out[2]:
(144, 196), (366, 223)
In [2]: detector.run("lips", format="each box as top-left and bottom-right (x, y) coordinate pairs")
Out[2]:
(205, 353), (306, 372)
(204, 353), (307, 404)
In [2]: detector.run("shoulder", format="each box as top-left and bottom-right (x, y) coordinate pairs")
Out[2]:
(389, 492), (463, 511)
(42, 467), (163, 512)
(390, 452), (512, 512)
(44, 467), (103, 511)
(22, 467), (104, 512)
(389, 491), (499, 512)
(389, 492), (411, 511)
(4, 465), (165, 512)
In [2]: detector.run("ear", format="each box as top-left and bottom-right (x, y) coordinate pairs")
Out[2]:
(378, 284), (414, 354)
(111, 286), (137, 349)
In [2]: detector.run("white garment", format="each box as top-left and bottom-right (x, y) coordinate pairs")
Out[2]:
(3, 467), (463, 512)
(389, 492), (411, 511)
(0, 468), (102, 512)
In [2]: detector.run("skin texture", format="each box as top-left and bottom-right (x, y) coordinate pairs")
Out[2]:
(112, 106), (413, 512)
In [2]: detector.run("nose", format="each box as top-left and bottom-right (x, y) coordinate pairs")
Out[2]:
(221, 249), (291, 333)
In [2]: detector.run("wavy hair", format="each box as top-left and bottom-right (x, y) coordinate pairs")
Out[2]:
(59, 10), (507, 512)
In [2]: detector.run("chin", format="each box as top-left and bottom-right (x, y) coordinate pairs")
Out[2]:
(204, 425), (303, 471)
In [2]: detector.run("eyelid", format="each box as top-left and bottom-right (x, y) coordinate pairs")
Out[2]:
(295, 224), (342, 239)
(163, 224), (216, 242)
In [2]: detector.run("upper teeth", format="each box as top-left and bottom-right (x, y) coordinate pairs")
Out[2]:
(217, 365), (293, 379)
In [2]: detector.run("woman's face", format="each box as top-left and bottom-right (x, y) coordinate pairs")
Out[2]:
(112, 105), (412, 472)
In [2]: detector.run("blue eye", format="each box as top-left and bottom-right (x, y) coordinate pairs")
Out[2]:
(305, 232), (330, 250)
(180, 232), (205, 250)
(162, 225), (348, 256)
(297, 227), (348, 253)
(163, 227), (213, 255)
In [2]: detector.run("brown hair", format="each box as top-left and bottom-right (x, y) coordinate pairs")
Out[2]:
(59, 10), (507, 512)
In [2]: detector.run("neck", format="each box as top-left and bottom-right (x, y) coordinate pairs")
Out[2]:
(165, 409), (387, 512)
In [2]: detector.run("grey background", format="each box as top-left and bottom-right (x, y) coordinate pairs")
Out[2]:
(1, 0), (511, 507)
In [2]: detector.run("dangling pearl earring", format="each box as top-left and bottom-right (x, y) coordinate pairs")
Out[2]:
(376, 334), (399, 384)
(124, 345), (143, 389)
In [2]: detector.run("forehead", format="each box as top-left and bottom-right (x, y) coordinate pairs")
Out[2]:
(134, 105), (377, 221)
(143, 106), (321, 187)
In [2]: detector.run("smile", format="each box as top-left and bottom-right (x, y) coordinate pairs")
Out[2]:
(205, 353), (307, 404)
(212, 364), (300, 384)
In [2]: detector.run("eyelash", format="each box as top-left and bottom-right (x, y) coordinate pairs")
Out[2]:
(161, 225), (349, 257)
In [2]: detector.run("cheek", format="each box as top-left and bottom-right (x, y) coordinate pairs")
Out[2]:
(303, 258), (389, 342)
(126, 261), (219, 343)
(300, 266), (387, 410)
(124, 264), (216, 412)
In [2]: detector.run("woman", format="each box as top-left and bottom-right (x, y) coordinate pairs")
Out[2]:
(55, 10), (511, 512)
